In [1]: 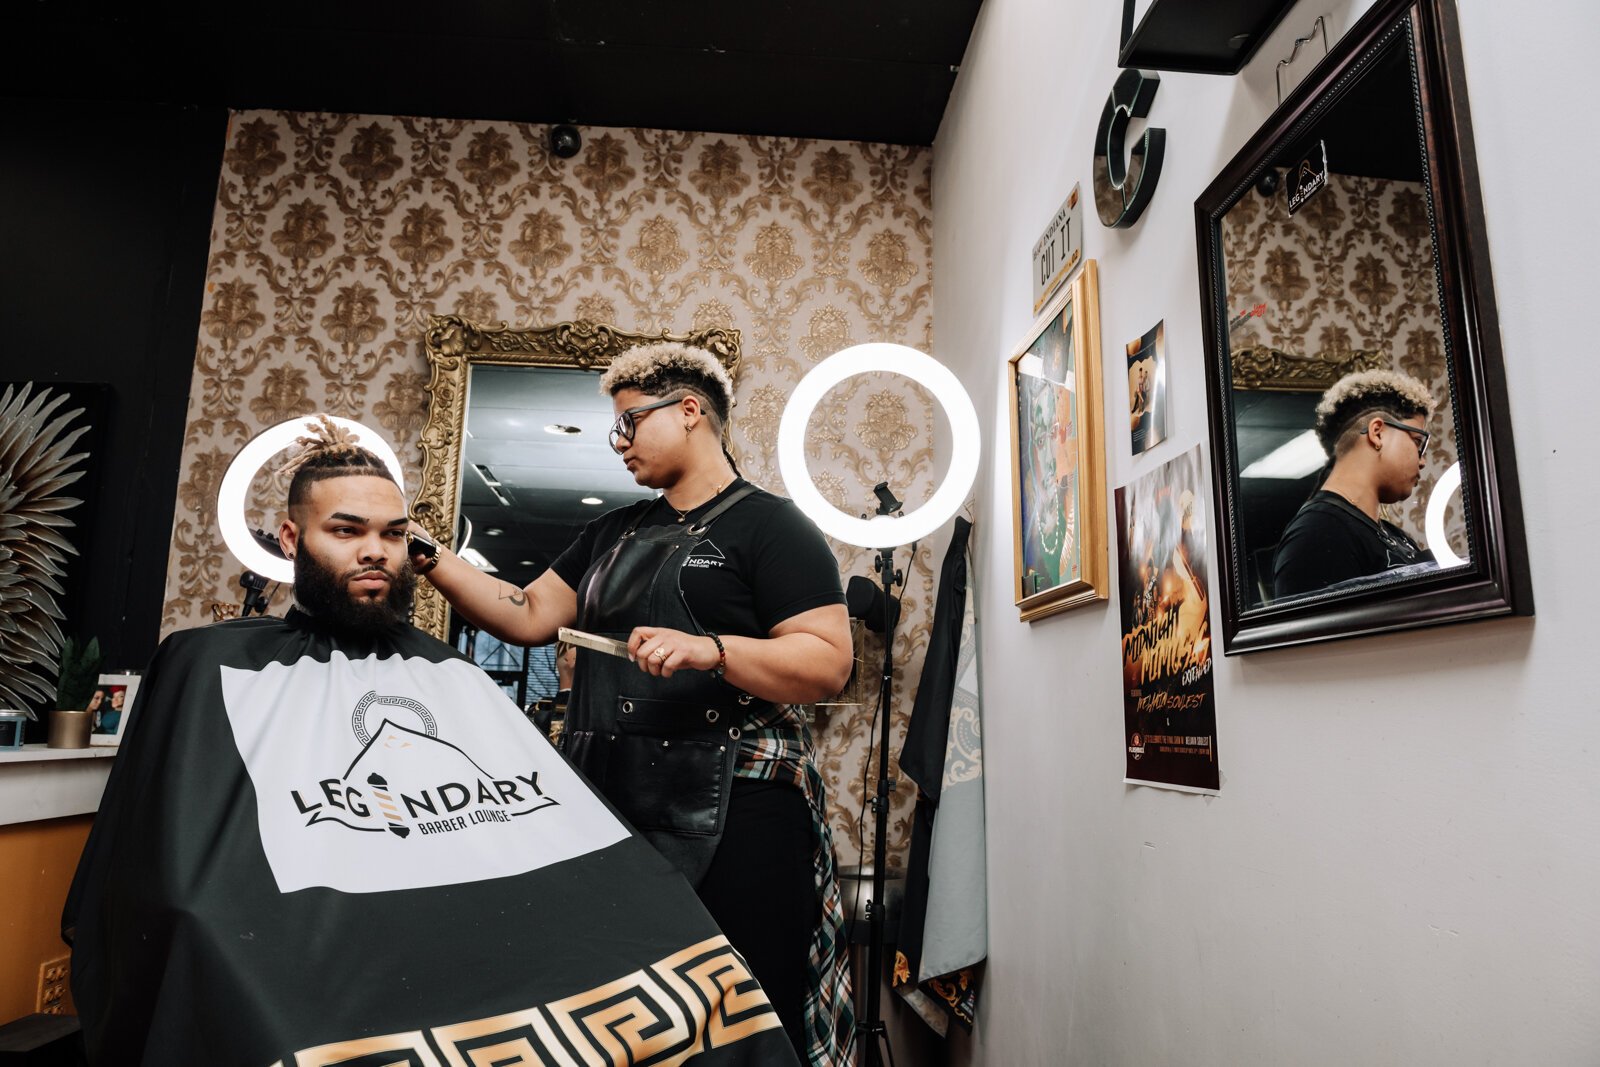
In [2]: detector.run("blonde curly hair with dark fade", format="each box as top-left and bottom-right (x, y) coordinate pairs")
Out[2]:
(279, 415), (397, 514)
(1313, 369), (1436, 458)
(599, 342), (735, 430)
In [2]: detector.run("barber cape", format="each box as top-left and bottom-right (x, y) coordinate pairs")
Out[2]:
(64, 609), (799, 1067)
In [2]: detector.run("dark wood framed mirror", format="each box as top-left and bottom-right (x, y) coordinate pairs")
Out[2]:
(1194, 0), (1531, 654)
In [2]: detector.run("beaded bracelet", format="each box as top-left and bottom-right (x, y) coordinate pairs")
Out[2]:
(706, 631), (726, 678)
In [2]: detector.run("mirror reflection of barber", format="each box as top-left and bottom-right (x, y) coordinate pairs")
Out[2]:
(1272, 369), (1438, 599)
(410, 341), (855, 1064)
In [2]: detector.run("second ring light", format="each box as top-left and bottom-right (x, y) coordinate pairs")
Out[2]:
(778, 343), (980, 549)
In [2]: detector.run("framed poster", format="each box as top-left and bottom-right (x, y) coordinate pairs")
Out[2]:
(1007, 260), (1108, 622)
(89, 671), (141, 747)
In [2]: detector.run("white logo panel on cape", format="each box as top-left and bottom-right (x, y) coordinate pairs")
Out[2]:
(220, 651), (628, 893)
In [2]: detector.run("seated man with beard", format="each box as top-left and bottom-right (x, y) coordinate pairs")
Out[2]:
(64, 418), (798, 1067)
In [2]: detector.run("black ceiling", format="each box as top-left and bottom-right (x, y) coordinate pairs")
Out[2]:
(10, 0), (983, 145)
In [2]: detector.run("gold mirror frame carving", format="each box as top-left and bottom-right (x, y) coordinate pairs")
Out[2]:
(412, 316), (743, 640)
(1229, 346), (1388, 392)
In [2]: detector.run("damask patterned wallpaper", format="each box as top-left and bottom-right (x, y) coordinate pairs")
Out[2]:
(1222, 173), (1462, 543)
(160, 110), (939, 867)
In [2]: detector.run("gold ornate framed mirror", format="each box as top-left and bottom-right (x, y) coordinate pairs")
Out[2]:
(412, 316), (742, 640)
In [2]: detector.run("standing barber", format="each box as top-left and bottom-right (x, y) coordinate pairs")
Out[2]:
(414, 342), (856, 1066)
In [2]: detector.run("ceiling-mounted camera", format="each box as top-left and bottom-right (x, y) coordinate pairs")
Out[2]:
(550, 124), (582, 159)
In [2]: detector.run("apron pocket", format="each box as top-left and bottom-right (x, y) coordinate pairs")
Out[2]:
(611, 695), (736, 838)
(610, 734), (728, 836)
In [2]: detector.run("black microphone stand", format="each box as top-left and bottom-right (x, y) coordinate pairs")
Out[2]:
(859, 482), (903, 1067)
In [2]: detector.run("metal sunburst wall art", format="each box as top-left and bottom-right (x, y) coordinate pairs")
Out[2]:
(0, 384), (90, 717)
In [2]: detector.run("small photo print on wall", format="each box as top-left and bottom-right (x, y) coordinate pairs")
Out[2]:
(1115, 445), (1219, 793)
(89, 672), (141, 747)
(1126, 320), (1167, 456)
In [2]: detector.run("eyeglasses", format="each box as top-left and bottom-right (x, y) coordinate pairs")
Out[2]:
(608, 396), (682, 453)
(1374, 419), (1430, 459)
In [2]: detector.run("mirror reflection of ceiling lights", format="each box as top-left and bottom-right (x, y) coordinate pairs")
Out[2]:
(458, 547), (498, 572)
(1240, 429), (1324, 480)
(463, 366), (656, 587)
(472, 463), (514, 506)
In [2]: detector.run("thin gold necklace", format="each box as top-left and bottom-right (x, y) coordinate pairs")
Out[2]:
(667, 475), (733, 523)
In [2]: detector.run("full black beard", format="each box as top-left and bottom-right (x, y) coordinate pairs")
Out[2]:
(293, 541), (417, 635)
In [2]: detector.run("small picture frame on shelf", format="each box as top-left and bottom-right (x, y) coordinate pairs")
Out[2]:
(89, 672), (141, 747)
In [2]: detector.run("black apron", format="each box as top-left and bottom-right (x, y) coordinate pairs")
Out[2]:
(564, 484), (769, 886)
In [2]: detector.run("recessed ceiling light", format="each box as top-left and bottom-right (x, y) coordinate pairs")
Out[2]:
(581, 496), (604, 505)
(485, 527), (505, 536)
(545, 424), (582, 435)
(519, 559), (536, 566)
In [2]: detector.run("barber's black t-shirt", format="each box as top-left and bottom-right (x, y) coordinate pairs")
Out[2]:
(550, 479), (845, 638)
(1272, 490), (1432, 598)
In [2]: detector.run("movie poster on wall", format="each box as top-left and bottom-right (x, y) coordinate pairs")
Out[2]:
(1126, 320), (1167, 456)
(1115, 445), (1220, 792)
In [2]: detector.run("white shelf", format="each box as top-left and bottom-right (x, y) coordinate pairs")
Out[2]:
(0, 744), (117, 825)
(0, 744), (119, 764)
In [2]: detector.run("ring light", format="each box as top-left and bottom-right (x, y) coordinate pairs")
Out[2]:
(218, 415), (406, 585)
(1424, 460), (1465, 568)
(778, 343), (980, 548)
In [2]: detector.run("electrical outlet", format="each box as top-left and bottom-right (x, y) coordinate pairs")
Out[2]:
(37, 955), (70, 1014)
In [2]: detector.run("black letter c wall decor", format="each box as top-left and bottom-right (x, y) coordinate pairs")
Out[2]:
(1093, 68), (1166, 229)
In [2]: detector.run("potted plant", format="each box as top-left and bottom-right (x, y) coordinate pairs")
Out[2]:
(48, 636), (102, 749)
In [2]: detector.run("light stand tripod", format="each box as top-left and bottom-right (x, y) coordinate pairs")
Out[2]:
(858, 482), (904, 1067)
(773, 341), (981, 1067)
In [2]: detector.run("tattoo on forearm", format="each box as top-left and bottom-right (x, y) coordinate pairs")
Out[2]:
(498, 584), (528, 606)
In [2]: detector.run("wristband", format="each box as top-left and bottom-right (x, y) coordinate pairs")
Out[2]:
(707, 632), (726, 678)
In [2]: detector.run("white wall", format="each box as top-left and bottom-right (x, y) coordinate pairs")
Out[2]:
(933, 0), (1600, 1062)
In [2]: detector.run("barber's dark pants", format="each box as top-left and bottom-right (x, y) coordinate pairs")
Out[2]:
(695, 778), (817, 1057)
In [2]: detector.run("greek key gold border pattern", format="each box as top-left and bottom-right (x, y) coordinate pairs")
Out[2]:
(273, 934), (779, 1067)
(412, 316), (742, 639)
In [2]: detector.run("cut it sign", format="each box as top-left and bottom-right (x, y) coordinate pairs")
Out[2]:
(1032, 184), (1084, 314)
